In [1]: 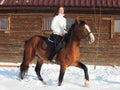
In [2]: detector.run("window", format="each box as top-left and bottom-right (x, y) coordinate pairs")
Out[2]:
(43, 17), (52, 30)
(0, 18), (8, 31)
(111, 17), (120, 39)
(43, 17), (75, 30)
(66, 18), (75, 30)
(114, 20), (120, 32)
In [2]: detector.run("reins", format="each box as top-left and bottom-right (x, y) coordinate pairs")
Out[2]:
(79, 26), (92, 40)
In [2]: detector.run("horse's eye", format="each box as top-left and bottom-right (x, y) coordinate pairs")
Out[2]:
(82, 25), (85, 28)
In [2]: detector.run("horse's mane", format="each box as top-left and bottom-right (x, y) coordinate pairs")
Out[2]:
(64, 20), (86, 45)
(79, 20), (86, 26)
(64, 23), (75, 44)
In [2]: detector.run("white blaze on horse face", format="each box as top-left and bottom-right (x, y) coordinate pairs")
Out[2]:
(85, 24), (95, 44)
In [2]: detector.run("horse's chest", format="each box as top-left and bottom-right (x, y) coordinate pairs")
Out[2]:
(70, 43), (80, 60)
(73, 47), (80, 56)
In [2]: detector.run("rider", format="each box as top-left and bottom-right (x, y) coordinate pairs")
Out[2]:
(48, 6), (67, 62)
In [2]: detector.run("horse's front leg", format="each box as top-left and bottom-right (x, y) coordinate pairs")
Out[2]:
(35, 60), (44, 81)
(58, 65), (67, 86)
(78, 62), (90, 87)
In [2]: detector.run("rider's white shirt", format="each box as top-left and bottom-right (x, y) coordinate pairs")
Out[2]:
(51, 14), (67, 35)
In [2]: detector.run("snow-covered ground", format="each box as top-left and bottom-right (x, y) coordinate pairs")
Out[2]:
(0, 62), (120, 90)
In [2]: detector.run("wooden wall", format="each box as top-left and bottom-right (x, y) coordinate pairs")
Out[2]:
(0, 13), (120, 66)
(0, 14), (43, 62)
(80, 14), (120, 66)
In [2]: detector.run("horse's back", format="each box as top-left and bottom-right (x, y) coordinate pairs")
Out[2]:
(23, 35), (48, 52)
(25, 35), (47, 44)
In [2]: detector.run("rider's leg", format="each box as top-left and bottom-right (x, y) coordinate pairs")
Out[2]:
(48, 35), (63, 62)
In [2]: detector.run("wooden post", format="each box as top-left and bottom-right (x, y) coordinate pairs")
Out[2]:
(8, 15), (10, 33)
(102, 17), (114, 39)
(110, 17), (114, 39)
(5, 15), (10, 33)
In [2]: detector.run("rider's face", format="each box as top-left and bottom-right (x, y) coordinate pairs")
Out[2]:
(58, 7), (64, 14)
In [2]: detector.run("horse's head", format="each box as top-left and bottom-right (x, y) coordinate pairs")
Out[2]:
(73, 17), (95, 44)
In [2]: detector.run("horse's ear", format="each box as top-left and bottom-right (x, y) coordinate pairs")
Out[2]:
(80, 20), (86, 26)
(75, 16), (86, 26)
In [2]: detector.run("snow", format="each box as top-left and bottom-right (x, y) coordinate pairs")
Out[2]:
(0, 62), (120, 90)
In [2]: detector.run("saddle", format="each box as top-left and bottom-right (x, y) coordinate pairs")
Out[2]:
(47, 34), (65, 52)
(46, 33), (66, 61)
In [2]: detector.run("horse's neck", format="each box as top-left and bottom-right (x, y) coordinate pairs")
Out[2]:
(68, 41), (80, 59)
(67, 41), (80, 53)
(71, 41), (80, 48)
(66, 26), (81, 49)
(69, 34), (81, 46)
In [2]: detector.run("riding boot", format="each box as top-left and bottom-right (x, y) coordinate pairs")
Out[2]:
(48, 50), (56, 62)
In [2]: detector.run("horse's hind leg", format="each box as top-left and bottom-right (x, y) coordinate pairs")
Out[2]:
(19, 60), (29, 79)
(35, 60), (43, 81)
(20, 54), (35, 79)
(76, 62), (90, 87)
(58, 65), (67, 86)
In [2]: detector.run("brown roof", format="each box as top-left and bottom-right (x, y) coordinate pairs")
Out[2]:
(0, 0), (120, 8)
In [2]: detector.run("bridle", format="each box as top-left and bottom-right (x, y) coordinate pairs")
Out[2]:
(78, 25), (92, 40)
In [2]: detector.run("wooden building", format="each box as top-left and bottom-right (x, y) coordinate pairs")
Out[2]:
(0, 0), (120, 66)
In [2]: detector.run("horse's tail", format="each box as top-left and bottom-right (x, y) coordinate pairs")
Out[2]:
(22, 40), (28, 62)
(22, 35), (40, 63)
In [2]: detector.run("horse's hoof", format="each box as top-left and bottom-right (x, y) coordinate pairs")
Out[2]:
(38, 77), (43, 82)
(19, 74), (23, 80)
(58, 82), (62, 86)
(85, 81), (90, 87)
(42, 81), (46, 85)
(19, 72), (25, 80)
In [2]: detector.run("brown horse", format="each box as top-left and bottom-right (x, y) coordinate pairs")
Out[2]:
(19, 17), (95, 87)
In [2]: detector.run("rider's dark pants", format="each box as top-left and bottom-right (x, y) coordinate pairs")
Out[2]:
(47, 34), (63, 61)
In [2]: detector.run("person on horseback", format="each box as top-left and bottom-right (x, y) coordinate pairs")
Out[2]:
(47, 6), (67, 62)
